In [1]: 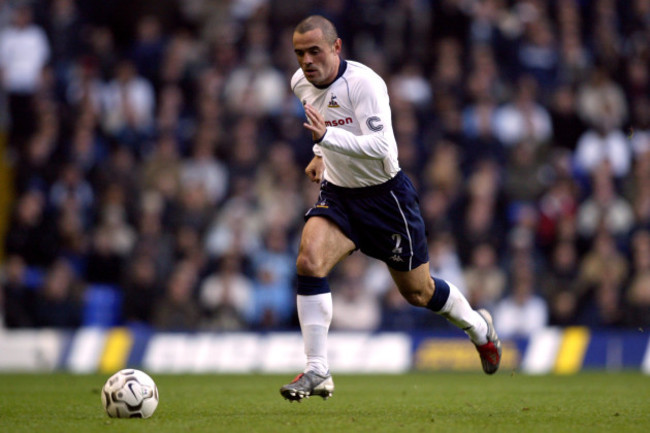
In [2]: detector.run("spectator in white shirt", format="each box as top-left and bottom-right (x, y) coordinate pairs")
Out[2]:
(100, 59), (155, 145)
(494, 267), (548, 340)
(493, 75), (553, 148)
(574, 125), (632, 179)
(0, 4), (50, 148)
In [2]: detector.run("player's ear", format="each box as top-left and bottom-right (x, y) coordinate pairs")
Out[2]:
(333, 38), (342, 54)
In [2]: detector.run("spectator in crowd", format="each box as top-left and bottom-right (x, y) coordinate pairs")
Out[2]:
(461, 95), (506, 172)
(626, 150), (650, 229)
(390, 63), (432, 110)
(32, 258), (81, 328)
(129, 15), (167, 90)
(131, 195), (175, 280)
(121, 254), (161, 325)
(516, 18), (559, 90)
(168, 184), (214, 237)
(180, 132), (229, 207)
(629, 100), (650, 158)
(541, 240), (580, 326)
(66, 123), (107, 176)
(423, 140), (463, 199)
(151, 260), (201, 331)
(49, 162), (95, 223)
(93, 196), (135, 259)
(99, 59), (155, 149)
(0, 254), (34, 327)
(453, 160), (507, 264)
(14, 132), (59, 194)
(174, 224), (210, 283)
(66, 56), (104, 116)
(254, 141), (304, 229)
(493, 267), (548, 340)
(573, 123), (632, 181)
(624, 229), (650, 326)
(330, 254), (382, 332)
(536, 175), (579, 253)
(4, 189), (58, 267)
(249, 223), (295, 329)
(576, 164), (635, 243)
(141, 134), (182, 193)
(503, 140), (547, 203)
(204, 181), (262, 260)
(46, 0), (85, 76)
(548, 84), (586, 152)
(0, 3), (50, 151)
(493, 75), (553, 148)
(92, 145), (139, 201)
(463, 242), (506, 310)
(85, 227), (124, 286)
(557, 25), (591, 86)
(223, 49), (285, 117)
(198, 253), (253, 331)
(576, 66), (628, 133)
(575, 230), (628, 326)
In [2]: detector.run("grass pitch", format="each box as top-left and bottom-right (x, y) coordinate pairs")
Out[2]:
(0, 372), (649, 433)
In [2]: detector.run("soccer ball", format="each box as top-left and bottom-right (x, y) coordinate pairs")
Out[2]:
(101, 369), (159, 418)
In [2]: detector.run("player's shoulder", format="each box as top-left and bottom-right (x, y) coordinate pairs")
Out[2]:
(344, 60), (386, 87)
(345, 60), (384, 80)
(345, 60), (375, 75)
(343, 60), (387, 93)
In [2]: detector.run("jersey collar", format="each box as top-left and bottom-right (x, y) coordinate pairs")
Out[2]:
(314, 58), (347, 89)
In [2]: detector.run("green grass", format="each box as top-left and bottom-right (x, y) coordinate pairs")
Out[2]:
(0, 372), (649, 433)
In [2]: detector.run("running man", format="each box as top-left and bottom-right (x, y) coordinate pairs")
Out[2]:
(280, 15), (501, 402)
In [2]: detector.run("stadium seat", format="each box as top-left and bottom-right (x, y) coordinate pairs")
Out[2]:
(23, 266), (45, 290)
(82, 284), (123, 327)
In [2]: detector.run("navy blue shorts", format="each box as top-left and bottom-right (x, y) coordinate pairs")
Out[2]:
(305, 171), (429, 272)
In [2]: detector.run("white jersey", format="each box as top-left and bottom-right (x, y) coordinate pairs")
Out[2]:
(291, 60), (400, 188)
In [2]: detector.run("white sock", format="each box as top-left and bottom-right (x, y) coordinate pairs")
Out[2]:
(439, 282), (488, 345)
(297, 293), (332, 376)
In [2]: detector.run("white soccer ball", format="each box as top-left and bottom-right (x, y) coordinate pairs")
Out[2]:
(101, 369), (159, 418)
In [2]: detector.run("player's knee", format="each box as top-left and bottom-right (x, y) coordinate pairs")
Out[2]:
(400, 288), (429, 307)
(296, 253), (327, 277)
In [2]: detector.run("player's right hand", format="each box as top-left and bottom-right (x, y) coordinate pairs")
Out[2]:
(305, 156), (324, 183)
(303, 103), (327, 142)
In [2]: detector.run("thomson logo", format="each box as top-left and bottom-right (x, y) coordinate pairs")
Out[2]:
(325, 117), (353, 127)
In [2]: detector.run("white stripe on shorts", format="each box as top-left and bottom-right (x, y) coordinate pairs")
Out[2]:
(390, 191), (414, 270)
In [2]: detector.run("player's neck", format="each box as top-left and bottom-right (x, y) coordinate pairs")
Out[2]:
(314, 57), (347, 89)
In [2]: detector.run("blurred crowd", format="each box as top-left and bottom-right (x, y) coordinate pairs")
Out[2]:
(0, 0), (649, 338)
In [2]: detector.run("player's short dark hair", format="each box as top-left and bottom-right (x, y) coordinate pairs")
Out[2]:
(294, 15), (338, 45)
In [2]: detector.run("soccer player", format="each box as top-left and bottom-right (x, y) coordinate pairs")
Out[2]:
(280, 15), (501, 402)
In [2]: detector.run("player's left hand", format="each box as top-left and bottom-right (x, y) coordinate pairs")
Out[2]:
(303, 103), (326, 142)
(305, 156), (324, 183)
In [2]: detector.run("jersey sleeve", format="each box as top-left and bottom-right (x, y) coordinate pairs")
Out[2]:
(317, 74), (395, 160)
